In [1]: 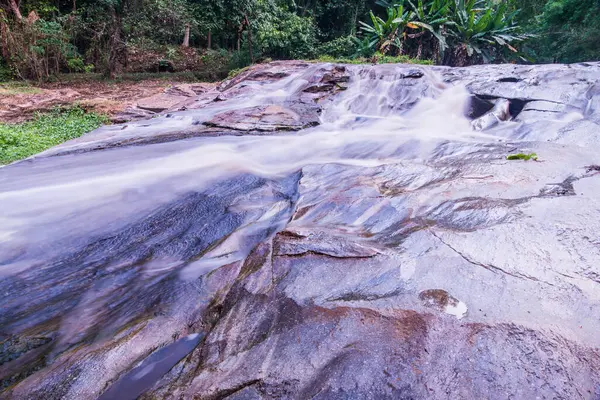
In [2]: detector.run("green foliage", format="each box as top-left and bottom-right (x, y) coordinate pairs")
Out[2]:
(201, 49), (231, 70)
(358, 5), (413, 55)
(254, 2), (317, 59)
(310, 53), (433, 64)
(316, 36), (359, 58)
(309, 0), (370, 40)
(124, 0), (195, 45)
(0, 0), (597, 81)
(506, 152), (538, 161)
(227, 65), (252, 79)
(357, 0), (534, 65)
(2, 14), (80, 80)
(528, 0), (600, 63)
(0, 107), (107, 164)
(0, 59), (14, 82)
(376, 53), (433, 64)
(446, 0), (534, 65)
(229, 49), (254, 70)
(350, 35), (374, 57)
(196, 49), (233, 79)
(66, 57), (94, 73)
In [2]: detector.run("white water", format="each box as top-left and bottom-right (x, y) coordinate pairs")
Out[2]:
(0, 65), (498, 276)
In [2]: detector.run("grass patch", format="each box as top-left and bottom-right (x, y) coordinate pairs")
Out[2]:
(506, 152), (538, 161)
(227, 66), (252, 79)
(308, 54), (433, 65)
(0, 106), (107, 165)
(0, 82), (43, 96)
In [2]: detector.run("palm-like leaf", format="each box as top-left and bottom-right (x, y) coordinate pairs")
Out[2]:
(358, 0), (534, 64)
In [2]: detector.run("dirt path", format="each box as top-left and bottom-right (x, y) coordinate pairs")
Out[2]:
(0, 78), (214, 124)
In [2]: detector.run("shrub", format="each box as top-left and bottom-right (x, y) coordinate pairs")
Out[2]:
(316, 36), (358, 58)
(255, 4), (317, 59)
(531, 0), (600, 63)
(123, 0), (195, 46)
(0, 58), (13, 82)
(1, 14), (80, 80)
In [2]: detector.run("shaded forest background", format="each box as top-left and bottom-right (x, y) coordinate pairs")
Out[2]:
(0, 0), (598, 81)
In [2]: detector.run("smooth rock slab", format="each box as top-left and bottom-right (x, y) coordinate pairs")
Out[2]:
(137, 93), (190, 113)
(205, 104), (319, 132)
(1, 61), (600, 400)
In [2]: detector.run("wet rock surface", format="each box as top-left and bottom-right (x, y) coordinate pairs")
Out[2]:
(1, 61), (600, 399)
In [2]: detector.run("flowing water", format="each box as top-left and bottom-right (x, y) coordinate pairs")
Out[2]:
(1, 62), (600, 398)
(0, 67), (489, 279)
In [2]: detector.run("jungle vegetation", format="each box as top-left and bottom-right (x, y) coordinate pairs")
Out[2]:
(0, 0), (597, 81)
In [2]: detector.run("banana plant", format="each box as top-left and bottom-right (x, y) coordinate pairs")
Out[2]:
(358, 3), (416, 54)
(352, 35), (379, 58)
(404, 0), (451, 52)
(359, 0), (534, 65)
(363, 0), (452, 58)
(447, 0), (534, 63)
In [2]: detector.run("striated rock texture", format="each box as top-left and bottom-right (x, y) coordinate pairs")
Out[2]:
(1, 61), (600, 399)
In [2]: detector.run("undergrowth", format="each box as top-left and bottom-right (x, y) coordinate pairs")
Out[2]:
(308, 54), (434, 65)
(227, 66), (253, 79)
(0, 106), (107, 165)
(48, 71), (201, 84)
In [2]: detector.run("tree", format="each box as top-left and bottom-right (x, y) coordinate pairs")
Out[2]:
(0, 0), (23, 19)
(532, 0), (600, 63)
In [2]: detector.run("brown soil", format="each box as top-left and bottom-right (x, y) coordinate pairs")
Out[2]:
(0, 79), (183, 123)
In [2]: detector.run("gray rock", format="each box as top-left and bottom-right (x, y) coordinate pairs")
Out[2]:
(1, 61), (600, 399)
(137, 93), (190, 113)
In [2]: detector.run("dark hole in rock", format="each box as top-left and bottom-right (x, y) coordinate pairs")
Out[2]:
(471, 94), (529, 120)
(497, 77), (521, 83)
(467, 96), (495, 119)
(508, 99), (527, 118)
(586, 165), (600, 173)
(401, 69), (424, 79)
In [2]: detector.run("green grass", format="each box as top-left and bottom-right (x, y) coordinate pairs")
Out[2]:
(308, 54), (434, 65)
(506, 152), (538, 161)
(227, 65), (252, 79)
(0, 106), (107, 165)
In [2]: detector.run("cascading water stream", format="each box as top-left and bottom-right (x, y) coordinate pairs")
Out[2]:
(0, 67), (495, 280)
(2, 61), (600, 399)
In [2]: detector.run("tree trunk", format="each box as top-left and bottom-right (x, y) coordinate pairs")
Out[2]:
(245, 14), (253, 63)
(351, 4), (359, 35)
(8, 0), (22, 20)
(182, 24), (190, 47)
(107, 5), (126, 79)
(72, 0), (76, 12)
(237, 21), (244, 51)
(0, 19), (9, 59)
(207, 30), (211, 49)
